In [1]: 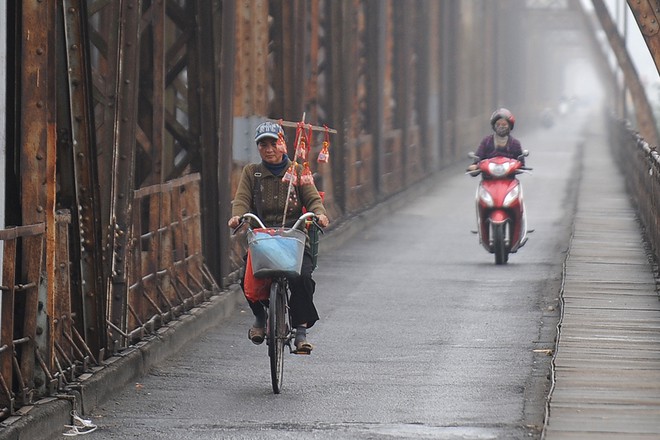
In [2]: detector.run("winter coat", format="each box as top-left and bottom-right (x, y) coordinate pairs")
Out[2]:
(231, 160), (326, 229)
(475, 134), (525, 165)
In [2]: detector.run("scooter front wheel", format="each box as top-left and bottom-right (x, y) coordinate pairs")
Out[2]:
(493, 223), (508, 265)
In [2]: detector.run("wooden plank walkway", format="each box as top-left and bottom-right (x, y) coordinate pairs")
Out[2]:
(542, 126), (660, 439)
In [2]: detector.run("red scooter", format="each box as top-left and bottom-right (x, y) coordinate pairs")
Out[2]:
(467, 151), (531, 264)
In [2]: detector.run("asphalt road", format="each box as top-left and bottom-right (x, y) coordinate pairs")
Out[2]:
(81, 110), (589, 440)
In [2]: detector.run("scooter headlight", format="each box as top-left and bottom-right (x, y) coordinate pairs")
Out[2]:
(478, 186), (494, 207)
(503, 184), (520, 207)
(488, 162), (511, 177)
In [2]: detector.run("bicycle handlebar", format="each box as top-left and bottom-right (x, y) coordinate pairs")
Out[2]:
(291, 212), (317, 230)
(240, 213), (267, 229)
(232, 212), (321, 235)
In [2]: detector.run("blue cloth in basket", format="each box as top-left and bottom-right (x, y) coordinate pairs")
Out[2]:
(250, 230), (304, 275)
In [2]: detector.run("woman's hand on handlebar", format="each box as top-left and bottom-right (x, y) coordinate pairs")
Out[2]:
(316, 214), (329, 228)
(228, 215), (241, 229)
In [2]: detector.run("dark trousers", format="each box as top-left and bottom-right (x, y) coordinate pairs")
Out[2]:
(244, 251), (319, 328)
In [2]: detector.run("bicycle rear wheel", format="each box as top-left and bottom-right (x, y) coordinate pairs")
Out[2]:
(268, 280), (287, 393)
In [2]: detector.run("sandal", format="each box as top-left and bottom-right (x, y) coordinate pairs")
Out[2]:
(293, 340), (313, 355)
(248, 326), (265, 345)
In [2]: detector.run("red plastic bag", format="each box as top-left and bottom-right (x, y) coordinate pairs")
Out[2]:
(244, 250), (271, 302)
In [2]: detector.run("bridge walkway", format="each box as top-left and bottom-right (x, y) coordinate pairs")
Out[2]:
(542, 116), (660, 439)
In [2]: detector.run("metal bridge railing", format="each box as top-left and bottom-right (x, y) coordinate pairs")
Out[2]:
(0, 174), (221, 420)
(0, 222), (50, 417)
(611, 116), (660, 270)
(122, 173), (220, 350)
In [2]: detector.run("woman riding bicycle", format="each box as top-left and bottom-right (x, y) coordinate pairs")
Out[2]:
(228, 121), (329, 354)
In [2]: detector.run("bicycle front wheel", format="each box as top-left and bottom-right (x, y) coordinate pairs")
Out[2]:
(268, 279), (287, 394)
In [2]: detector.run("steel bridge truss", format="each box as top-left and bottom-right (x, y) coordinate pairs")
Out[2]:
(0, 0), (224, 418)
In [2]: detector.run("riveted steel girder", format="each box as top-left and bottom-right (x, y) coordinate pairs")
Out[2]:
(19, 0), (53, 395)
(107, 0), (141, 351)
(61, 0), (107, 362)
(627, 0), (660, 78)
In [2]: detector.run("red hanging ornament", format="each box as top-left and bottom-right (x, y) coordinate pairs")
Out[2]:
(317, 141), (330, 163)
(282, 164), (298, 185)
(297, 138), (308, 161)
(294, 122), (311, 161)
(300, 162), (315, 186)
(317, 125), (330, 163)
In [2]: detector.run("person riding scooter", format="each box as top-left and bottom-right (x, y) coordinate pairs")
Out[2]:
(467, 108), (531, 264)
(467, 108), (525, 172)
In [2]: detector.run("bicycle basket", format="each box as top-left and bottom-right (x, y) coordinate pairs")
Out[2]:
(247, 228), (306, 278)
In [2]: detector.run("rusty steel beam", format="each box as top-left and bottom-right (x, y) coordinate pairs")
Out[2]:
(189, 0), (221, 281)
(86, 1), (121, 220)
(291, 0), (306, 118)
(146, 0), (166, 186)
(269, 0), (286, 117)
(440, 1), (459, 163)
(19, 0), (54, 397)
(395, 1), (413, 186)
(365, 0), (386, 196)
(234, 0), (268, 116)
(61, 0), (107, 362)
(217, 0), (236, 283)
(592, 0), (660, 146)
(414, 3), (432, 174)
(108, 0), (142, 352)
(310, 2), (339, 219)
(268, 0), (306, 120)
(328, 0), (347, 214)
(306, 0), (320, 124)
(627, 0), (660, 77)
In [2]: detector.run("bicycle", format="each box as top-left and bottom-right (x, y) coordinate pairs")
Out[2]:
(234, 212), (322, 393)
